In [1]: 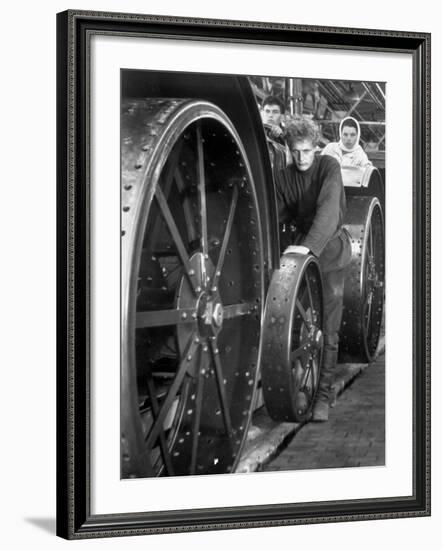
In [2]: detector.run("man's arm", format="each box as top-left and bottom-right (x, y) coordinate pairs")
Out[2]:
(301, 158), (343, 257)
(274, 167), (293, 224)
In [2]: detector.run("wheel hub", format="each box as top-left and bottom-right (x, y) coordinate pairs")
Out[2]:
(177, 252), (225, 348)
(197, 293), (224, 337)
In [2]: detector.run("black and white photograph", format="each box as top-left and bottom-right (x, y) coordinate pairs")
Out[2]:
(120, 70), (386, 479)
(53, 7), (430, 541)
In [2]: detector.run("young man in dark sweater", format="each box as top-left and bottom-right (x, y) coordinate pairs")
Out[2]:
(275, 118), (352, 421)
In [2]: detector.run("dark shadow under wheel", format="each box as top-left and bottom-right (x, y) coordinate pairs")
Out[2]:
(121, 99), (265, 477)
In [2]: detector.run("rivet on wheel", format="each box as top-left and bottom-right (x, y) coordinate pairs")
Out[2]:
(189, 269), (195, 276)
(196, 286), (202, 292)
(181, 312), (188, 319)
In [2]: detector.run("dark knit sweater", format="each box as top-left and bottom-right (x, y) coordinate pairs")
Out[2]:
(275, 154), (351, 271)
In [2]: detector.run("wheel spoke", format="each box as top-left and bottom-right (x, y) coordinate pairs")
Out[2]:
(295, 299), (312, 330)
(154, 185), (197, 293)
(305, 273), (315, 314)
(311, 356), (319, 395)
(175, 167), (198, 244)
(150, 141), (183, 246)
(209, 340), (233, 437)
(162, 139), (184, 198)
(144, 335), (196, 449)
(292, 358), (304, 385)
(189, 357), (205, 475)
(145, 367), (175, 476)
(136, 308), (197, 328)
(291, 345), (309, 367)
(223, 302), (254, 320)
(299, 357), (313, 389)
(196, 123), (208, 259)
(212, 186), (239, 289)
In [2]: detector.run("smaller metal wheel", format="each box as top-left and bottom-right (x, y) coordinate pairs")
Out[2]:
(261, 254), (324, 422)
(340, 196), (384, 362)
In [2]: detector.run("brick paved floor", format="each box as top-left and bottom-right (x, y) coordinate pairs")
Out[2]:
(262, 357), (385, 471)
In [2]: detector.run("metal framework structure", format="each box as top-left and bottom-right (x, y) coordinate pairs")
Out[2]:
(250, 77), (386, 160)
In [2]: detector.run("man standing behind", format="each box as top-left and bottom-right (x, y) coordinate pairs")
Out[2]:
(261, 95), (292, 170)
(275, 118), (352, 421)
(261, 95), (286, 142)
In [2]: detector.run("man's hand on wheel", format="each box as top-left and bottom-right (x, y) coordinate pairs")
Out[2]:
(283, 245), (310, 255)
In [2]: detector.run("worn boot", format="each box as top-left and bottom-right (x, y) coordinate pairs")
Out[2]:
(312, 348), (338, 422)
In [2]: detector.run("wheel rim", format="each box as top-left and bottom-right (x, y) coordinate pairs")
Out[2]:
(121, 99), (264, 477)
(360, 200), (384, 359)
(261, 254), (324, 422)
(340, 196), (384, 362)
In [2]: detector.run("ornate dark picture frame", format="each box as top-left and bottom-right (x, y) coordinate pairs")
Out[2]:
(56, 9), (430, 540)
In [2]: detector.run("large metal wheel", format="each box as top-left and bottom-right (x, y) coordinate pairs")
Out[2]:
(121, 99), (265, 477)
(340, 196), (385, 362)
(261, 254), (324, 422)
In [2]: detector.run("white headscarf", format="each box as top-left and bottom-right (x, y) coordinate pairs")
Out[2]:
(338, 116), (361, 153)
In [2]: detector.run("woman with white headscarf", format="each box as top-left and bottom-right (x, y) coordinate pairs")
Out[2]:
(321, 116), (371, 168)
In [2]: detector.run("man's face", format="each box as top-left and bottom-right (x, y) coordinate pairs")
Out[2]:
(262, 104), (282, 126)
(291, 139), (316, 171)
(341, 125), (358, 149)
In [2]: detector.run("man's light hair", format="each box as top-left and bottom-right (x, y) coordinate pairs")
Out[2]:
(285, 117), (321, 148)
